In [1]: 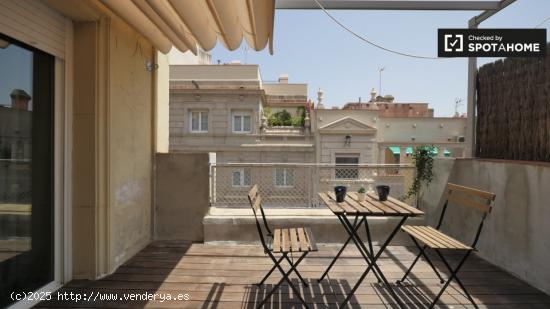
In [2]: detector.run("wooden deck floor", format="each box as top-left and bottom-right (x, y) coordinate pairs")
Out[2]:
(37, 241), (550, 308)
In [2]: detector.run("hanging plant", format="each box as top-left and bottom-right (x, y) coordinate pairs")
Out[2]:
(405, 145), (435, 208)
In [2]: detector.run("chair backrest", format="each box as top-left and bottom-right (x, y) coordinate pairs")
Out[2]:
(437, 183), (496, 248)
(247, 185), (272, 250)
(248, 184), (261, 214)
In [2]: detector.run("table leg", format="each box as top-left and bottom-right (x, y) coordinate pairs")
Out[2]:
(364, 216), (382, 283)
(318, 216), (364, 282)
(340, 215), (408, 309)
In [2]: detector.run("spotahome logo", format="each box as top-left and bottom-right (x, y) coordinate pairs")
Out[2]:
(438, 29), (546, 57)
(444, 34), (463, 52)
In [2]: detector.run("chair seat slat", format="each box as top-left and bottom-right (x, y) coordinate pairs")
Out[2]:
(289, 228), (299, 251)
(402, 225), (472, 250)
(271, 227), (318, 253)
(272, 228), (282, 253)
(297, 228), (309, 251)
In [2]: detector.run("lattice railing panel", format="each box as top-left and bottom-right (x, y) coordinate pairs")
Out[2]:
(210, 164), (415, 208)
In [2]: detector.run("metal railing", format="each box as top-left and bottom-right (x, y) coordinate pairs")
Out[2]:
(210, 163), (415, 208)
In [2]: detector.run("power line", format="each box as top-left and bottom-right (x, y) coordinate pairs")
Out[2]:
(534, 15), (550, 28)
(312, 0), (440, 60)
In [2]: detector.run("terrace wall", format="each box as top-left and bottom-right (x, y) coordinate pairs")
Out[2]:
(155, 153), (209, 241)
(422, 158), (550, 295)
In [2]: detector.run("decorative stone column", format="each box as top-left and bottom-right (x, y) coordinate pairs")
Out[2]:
(378, 147), (386, 164)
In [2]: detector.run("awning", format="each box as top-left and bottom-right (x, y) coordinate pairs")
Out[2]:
(99, 0), (275, 54)
(388, 147), (450, 156)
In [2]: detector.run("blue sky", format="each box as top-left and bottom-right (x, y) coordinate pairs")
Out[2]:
(211, 0), (550, 116)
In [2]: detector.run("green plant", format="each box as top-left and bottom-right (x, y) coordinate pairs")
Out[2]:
(268, 109), (292, 126)
(405, 145), (436, 208)
(263, 107), (272, 118)
(357, 187), (366, 194)
(290, 116), (304, 127)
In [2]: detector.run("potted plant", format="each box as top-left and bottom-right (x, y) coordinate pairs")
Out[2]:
(357, 187), (366, 202)
(404, 145), (436, 208)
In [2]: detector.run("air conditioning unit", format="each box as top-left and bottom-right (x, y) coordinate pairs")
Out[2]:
(455, 135), (466, 143)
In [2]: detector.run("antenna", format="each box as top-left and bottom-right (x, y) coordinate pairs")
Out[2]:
(454, 98), (463, 117)
(378, 67), (385, 96)
(241, 45), (250, 64)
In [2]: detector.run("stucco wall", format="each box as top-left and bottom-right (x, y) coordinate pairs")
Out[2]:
(155, 153), (209, 240)
(319, 134), (376, 164)
(156, 51), (169, 153)
(421, 158), (550, 295)
(170, 64), (260, 81)
(377, 117), (466, 144)
(107, 17), (154, 270)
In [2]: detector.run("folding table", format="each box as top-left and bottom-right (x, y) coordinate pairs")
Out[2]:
(318, 191), (424, 308)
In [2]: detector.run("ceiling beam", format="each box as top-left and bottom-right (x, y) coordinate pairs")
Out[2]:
(275, 0), (501, 11)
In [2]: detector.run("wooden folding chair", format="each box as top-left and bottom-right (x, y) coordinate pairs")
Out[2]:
(247, 185), (317, 309)
(397, 183), (496, 309)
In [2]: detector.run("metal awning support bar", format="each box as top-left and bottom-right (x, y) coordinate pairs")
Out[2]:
(275, 0), (502, 11)
(469, 0), (516, 26)
(465, 0), (516, 156)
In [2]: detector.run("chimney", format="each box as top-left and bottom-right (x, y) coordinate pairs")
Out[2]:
(316, 88), (325, 109)
(10, 89), (31, 111)
(278, 74), (289, 83)
(370, 88), (377, 102)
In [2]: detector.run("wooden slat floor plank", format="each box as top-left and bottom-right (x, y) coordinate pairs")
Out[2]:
(35, 241), (550, 308)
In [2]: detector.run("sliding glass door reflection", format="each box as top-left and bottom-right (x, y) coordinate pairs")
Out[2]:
(0, 34), (54, 308)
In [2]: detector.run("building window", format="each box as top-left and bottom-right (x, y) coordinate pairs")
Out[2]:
(232, 111), (251, 133)
(335, 155), (359, 179)
(232, 169), (251, 187)
(190, 110), (208, 132)
(275, 168), (294, 187)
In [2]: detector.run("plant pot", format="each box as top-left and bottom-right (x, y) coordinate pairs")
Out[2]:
(376, 185), (390, 201)
(357, 192), (366, 202)
(334, 186), (347, 203)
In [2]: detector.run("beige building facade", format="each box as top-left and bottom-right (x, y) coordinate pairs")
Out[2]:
(169, 65), (467, 166)
(168, 64), (467, 204)
(169, 65), (315, 166)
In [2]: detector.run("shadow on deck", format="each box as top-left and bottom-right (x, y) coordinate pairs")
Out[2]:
(36, 241), (550, 308)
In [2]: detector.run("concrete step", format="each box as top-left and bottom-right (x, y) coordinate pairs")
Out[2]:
(203, 207), (424, 245)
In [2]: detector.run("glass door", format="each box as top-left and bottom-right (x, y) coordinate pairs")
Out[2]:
(0, 34), (55, 308)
